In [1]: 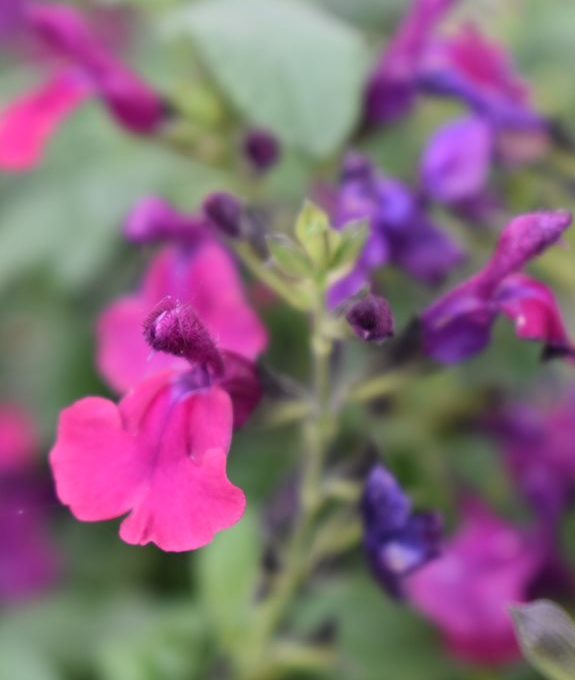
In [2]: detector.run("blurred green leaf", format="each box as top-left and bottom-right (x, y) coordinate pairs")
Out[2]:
(196, 512), (261, 654)
(267, 234), (314, 278)
(167, 0), (369, 157)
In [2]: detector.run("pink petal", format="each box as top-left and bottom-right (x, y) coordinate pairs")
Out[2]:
(97, 296), (186, 394)
(50, 396), (146, 521)
(496, 273), (574, 351)
(0, 73), (89, 171)
(173, 243), (268, 361)
(97, 243), (267, 393)
(119, 386), (244, 552)
(51, 375), (244, 552)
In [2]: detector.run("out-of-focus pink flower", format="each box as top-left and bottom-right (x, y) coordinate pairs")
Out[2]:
(422, 211), (574, 363)
(98, 241), (268, 395)
(407, 501), (541, 666)
(0, 3), (166, 171)
(51, 371), (245, 552)
(0, 404), (58, 601)
(0, 74), (89, 171)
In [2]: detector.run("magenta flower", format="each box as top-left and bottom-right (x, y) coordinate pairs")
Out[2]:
(98, 200), (267, 399)
(52, 296), (258, 551)
(422, 210), (574, 364)
(0, 3), (165, 171)
(0, 404), (58, 601)
(407, 501), (542, 666)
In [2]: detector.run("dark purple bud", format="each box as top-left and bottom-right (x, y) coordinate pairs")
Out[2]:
(203, 192), (244, 238)
(346, 294), (395, 343)
(143, 297), (223, 375)
(219, 352), (263, 429)
(362, 464), (442, 598)
(243, 129), (281, 173)
(124, 197), (206, 246)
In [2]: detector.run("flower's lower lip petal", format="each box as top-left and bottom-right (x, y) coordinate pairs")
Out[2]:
(50, 396), (144, 522)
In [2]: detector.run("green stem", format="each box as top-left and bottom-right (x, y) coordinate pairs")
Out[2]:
(240, 290), (334, 680)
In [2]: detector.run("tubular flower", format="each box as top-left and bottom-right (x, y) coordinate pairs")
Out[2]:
(329, 154), (464, 307)
(51, 300), (251, 552)
(0, 3), (165, 171)
(407, 501), (542, 666)
(422, 210), (574, 364)
(361, 464), (442, 598)
(0, 404), (58, 601)
(98, 198), (268, 406)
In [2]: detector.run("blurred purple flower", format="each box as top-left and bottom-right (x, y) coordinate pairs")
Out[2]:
(329, 154), (465, 307)
(422, 210), (574, 364)
(124, 197), (208, 246)
(0, 404), (58, 602)
(492, 395), (575, 525)
(362, 464), (442, 598)
(407, 500), (542, 666)
(364, 0), (457, 126)
(422, 117), (493, 206)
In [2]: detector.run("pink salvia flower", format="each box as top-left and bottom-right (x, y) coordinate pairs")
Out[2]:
(407, 501), (541, 666)
(51, 371), (245, 552)
(0, 403), (38, 471)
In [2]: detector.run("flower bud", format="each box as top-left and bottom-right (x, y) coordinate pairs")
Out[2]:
(203, 192), (244, 238)
(346, 294), (395, 343)
(243, 129), (281, 173)
(143, 297), (223, 375)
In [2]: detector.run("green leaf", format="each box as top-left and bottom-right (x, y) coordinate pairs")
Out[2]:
(328, 219), (369, 282)
(511, 600), (575, 680)
(195, 512), (261, 654)
(167, 0), (369, 157)
(267, 234), (314, 278)
(294, 200), (340, 269)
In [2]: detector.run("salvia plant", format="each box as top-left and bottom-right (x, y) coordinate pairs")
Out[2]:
(2, 0), (575, 679)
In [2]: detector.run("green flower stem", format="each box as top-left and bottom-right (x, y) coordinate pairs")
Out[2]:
(348, 368), (417, 405)
(239, 290), (336, 680)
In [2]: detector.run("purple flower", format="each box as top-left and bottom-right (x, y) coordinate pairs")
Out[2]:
(346, 294), (395, 343)
(492, 395), (575, 525)
(364, 0), (456, 126)
(422, 117), (493, 205)
(0, 405), (58, 602)
(242, 129), (281, 173)
(329, 154), (465, 307)
(203, 192), (244, 239)
(362, 464), (442, 598)
(124, 197), (208, 246)
(422, 210), (574, 364)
